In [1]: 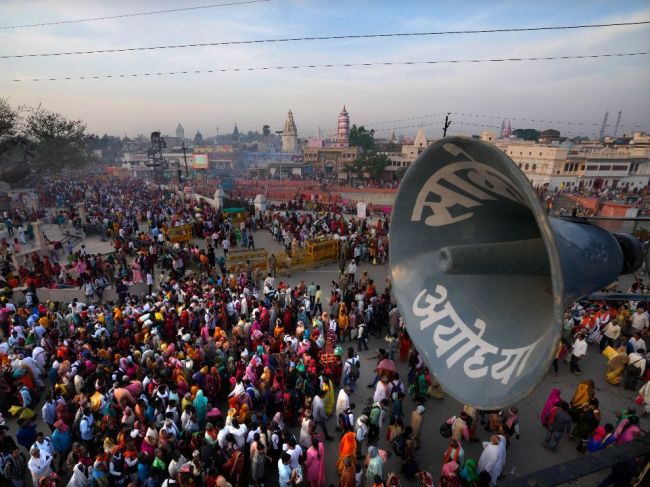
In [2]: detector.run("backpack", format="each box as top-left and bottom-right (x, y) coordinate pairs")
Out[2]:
(391, 380), (403, 401)
(347, 358), (360, 380)
(338, 411), (352, 431)
(440, 421), (452, 438)
(391, 433), (406, 457)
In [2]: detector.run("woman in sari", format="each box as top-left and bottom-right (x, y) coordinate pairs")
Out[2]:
(569, 380), (594, 420)
(336, 427), (357, 474)
(541, 388), (562, 426)
(322, 379), (335, 417)
(398, 330), (411, 362)
(459, 458), (479, 485)
(339, 457), (356, 487)
(364, 447), (383, 487)
(587, 423), (616, 453)
(193, 390), (208, 429)
(605, 347), (628, 385)
(571, 398), (601, 449)
(339, 303), (349, 342)
(305, 438), (326, 487)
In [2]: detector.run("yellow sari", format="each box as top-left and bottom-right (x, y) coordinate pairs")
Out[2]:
(570, 380), (594, 410)
(605, 350), (628, 385)
(323, 380), (335, 417)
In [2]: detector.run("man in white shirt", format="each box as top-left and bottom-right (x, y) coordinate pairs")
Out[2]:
(629, 332), (647, 353)
(28, 447), (53, 485)
(600, 321), (621, 351)
(222, 238), (230, 256)
(624, 348), (647, 391)
(570, 333), (588, 374)
(229, 419), (248, 450)
(263, 273), (275, 291)
(31, 432), (54, 457)
(632, 308), (649, 333)
(284, 438), (302, 470)
(347, 260), (357, 282)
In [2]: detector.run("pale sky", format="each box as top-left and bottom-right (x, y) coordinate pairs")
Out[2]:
(1, 0), (649, 140)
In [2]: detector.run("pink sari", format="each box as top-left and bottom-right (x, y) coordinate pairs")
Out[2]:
(541, 388), (562, 426)
(304, 443), (325, 487)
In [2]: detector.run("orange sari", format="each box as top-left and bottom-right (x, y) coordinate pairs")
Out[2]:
(335, 431), (357, 474)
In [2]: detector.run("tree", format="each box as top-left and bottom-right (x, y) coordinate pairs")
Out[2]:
(350, 153), (390, 179)
(23, 105), (92, 174)
(349, 124), (375, 152)
(512, 128), (540, 141)
(0, 98), (17, 137)
(0, 100), (93, 184)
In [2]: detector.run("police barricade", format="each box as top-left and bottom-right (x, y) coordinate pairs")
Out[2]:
(225, 248), (269, 274)
(275, 247), (308, 276)
(306, 237), (340, 267)
(166, 224), (193, 243)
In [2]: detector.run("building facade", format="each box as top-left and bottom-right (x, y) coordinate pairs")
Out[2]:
(302, 146), (360, 174)
(282, 110), (299, 153)
(335, 106), (350, 147)
(383, 127), (431, 174)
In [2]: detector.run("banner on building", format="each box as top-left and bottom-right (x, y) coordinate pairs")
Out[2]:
(357, 201), (367, 219)
(192, 153), (209, 169)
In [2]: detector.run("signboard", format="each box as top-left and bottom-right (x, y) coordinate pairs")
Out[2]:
(167, 224), (193, 243)
(356, 201), (367, 219)
(192, 153), (209, 169)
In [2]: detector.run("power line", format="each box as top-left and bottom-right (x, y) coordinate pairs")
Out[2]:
(3, 51), (646, 83)
(0, 0), (270, 30)
(2, 20), (648, 59)
(450, 111), (644, 128)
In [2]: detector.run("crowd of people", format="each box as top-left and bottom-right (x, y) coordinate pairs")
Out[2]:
(0, 176), (444, 487)
(0, 175), (647, 487)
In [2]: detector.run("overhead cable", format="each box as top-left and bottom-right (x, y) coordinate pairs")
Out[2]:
(0, 0), (270, 30)
(2, 20), (648, 58)
(4, 51), (647, 83)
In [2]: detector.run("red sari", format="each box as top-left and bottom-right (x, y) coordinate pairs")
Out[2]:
(398, 332), (411, 362)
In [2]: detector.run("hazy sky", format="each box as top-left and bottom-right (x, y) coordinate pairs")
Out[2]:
(1, 0), (649, 139)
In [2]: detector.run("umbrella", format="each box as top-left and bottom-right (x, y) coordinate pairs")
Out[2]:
(377, 359), (396, 373)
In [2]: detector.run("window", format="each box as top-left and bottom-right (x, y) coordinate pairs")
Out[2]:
(586, 165), (598, 171)
(518, 163), (522, 168)
(564, 164), (569, 172)
(599, 165), (611, 171)
(612, 165), (627, 171)
(532, 164), (537, 171)
(525, 163), (529, 170)
(539, 152), (542, 156)
(581, 165), (585, 170)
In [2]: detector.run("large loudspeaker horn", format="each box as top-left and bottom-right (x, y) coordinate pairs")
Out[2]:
(390, 137), (642, 408)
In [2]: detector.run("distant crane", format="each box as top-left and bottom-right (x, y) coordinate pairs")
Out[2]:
(598, 110), (609, 141)
(443, 113), (452, 137)
(613, 110), (622, 137)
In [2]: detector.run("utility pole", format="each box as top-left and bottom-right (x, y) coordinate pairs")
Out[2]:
(181, 141), (190, 179)
(443, 113), (452, 137)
